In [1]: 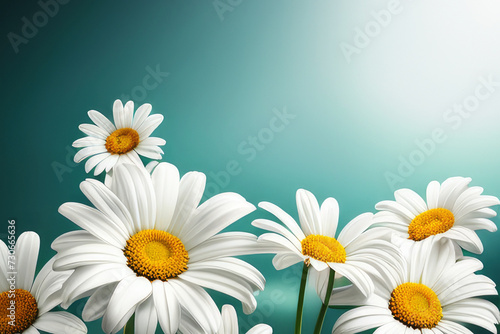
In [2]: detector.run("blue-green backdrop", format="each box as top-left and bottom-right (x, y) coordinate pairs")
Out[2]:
(2, 0), (500, 333)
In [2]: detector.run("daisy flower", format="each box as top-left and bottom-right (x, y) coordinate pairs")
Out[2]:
(332, 237), (500, 333)
(52, 162), (265, 334)
(73, 99), (166, 176)
(252, 189), (404, 299)
(374, 176), (500, 254)
(217, 304), (272, 334)
(0, 232), (87, 334)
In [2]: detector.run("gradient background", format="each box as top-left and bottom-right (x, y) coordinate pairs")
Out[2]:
(2, 0), (500, 333)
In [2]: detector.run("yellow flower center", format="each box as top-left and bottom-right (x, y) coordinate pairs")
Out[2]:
(105, 127), (140, 154)
(389, 282), (443, 329)
(0, 289), (38, 334)
(301, 234), (346, 263)
(408, 208), (455, 241)
(124, 229), (189, 281)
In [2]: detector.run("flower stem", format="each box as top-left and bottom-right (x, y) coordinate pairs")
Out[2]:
(313, 268), (335, 334)
(123, 314), (135, 334)
(295, 262), (309, 334)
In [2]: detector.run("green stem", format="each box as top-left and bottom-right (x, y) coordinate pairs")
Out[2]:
(313, 268), (335, 334)
(123, 314), (135, 334)
(295, 262), (309, 334)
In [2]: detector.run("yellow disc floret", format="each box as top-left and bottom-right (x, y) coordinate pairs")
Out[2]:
(408, 208), (455, 241)
(0, 289), (38, 334)
(301, 234), (346, 263)
(389, 282), (443, 329)
(105, 127), (140, 154)
(124, 229), (189, 281)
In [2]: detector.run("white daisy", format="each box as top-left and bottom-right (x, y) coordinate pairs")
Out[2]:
(252, 189), (404, 299)
(0, 232), (87, 334)
(332, 237), (500, 334)
(374, 176), (500, 254)
(217, 304), (272, 334)
(52, 162), (265, 334)
(73, 99), (166, 176)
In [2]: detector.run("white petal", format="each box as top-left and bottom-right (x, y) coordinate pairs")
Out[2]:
(137, 114), (164, 139)
(179, 267), (258, 314)
(426, 180), (441, 209)
(189, 232), (262, 263)
(220, 304), (238, 334)
(31, 257), (70, 314)
(61, 262), (133, 307)
(132, 103), (152, 129)
(259, 201), (305, 240)
(33, 311), (87, 334)
(54, 243), (127, 272)
(152, 280), (180, 334)
(80, 179), (133, 237)
(443, 298), (500, 333)
(58, 203), (127, 248)
(102, 276), (152, 334)
(436, 319), (473, 334)
(140, 136), (166, 147)
(179, 193), (256, 249)
(395, 188), (427, 215)
(320, 197), (339, 238)
(82, 282), (118, 322)
(23, 325), (40, 334)
(88, 109), (116, 134)
(337, 212), (374, 247)
(78, 123), (109, 139)
(169, 171), (206, 236)
(329, 262), (374, 297)
(247, 324), (273, 334)
(73, 136), (106, 148)
(296, 189), (322, 235)
(134, 145), (163, 160)
(443, 226), (483, 254)
(332, 306), (393, 334)
(251, 219), (301, 251)
(74, 145), (108, 163)
(123, 100), (134, 128)
(51, 230), (101, 251)
(168, 279), (221, 332)
(113, 99), (125, 129)
(135, 294), (158, 334)
(111, 163), (156, 233)
(151, 162), (180, 231)
(84, 152), (110, 174)
(375, 200), (415, 221)
(438, 177), (471, 209)
(272, 252), (304, 270)
(15, 232), (40, 290)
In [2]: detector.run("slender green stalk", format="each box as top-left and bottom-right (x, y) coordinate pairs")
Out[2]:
(295, 262), (309, 334)
(313, 268), (335, 334)
(123, 314), (135, 334)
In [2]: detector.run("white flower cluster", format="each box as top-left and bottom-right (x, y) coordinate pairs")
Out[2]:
(2, 100), (499, 334)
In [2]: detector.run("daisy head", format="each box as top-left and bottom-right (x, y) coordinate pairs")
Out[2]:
(252, 189), (403, 298)
(73, 99), (166, 176)
(53, 162), (265, 334)
(218, 304), (272, 334)
(0, 232), (87, 334)
(374, 176), (500, 254)
(332, 237), (500, 333)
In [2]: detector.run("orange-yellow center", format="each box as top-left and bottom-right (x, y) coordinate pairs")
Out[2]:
(301, 235), (346, 263)
(0, 289), (38, 334)
(124, 229), (189, 281)
(408, 208), (455, 241)
(105, 127), (140, 154)
(389, 282), (442, 329)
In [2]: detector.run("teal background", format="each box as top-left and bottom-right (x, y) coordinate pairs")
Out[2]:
(2, 0), (500, 333)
